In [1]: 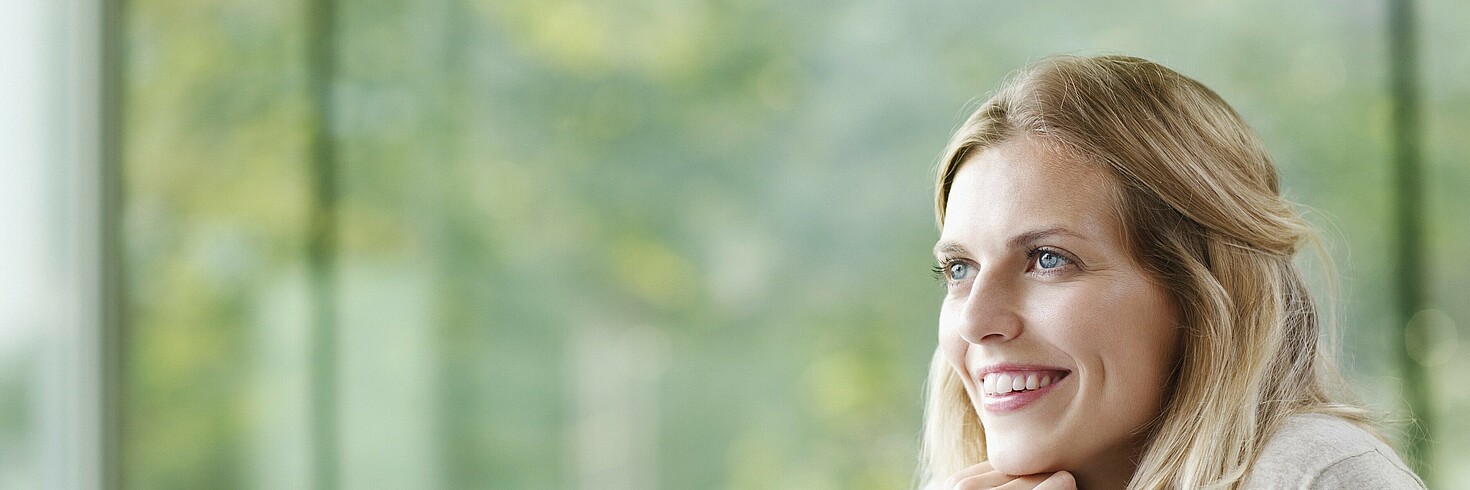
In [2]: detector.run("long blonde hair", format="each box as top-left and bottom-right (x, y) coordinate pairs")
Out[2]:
(917, 55), (1376, 489)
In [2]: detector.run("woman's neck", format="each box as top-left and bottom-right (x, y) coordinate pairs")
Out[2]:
(1069, 436), (1144, 490)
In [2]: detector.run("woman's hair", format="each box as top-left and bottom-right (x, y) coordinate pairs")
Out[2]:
(917, 55), (1376, 489)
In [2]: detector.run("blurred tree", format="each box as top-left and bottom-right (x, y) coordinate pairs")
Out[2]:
(115, 0), (1469, 488)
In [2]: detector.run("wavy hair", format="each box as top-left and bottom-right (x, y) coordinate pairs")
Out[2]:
(916, 55), (1377, 489)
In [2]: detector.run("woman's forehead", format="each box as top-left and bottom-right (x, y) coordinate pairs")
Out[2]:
(941, 140), (1123, 248)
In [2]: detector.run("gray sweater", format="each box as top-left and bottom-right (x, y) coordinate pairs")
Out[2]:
(1243, 414), (1424, 489)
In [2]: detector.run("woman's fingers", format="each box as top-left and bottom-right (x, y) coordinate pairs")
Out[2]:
(953, 469), (1076, 490)
(952, 470), (1015, 489)
(943, 461), (993, 488)
(988, 473), (1050, 490)
(1033, 471), (1077, 489)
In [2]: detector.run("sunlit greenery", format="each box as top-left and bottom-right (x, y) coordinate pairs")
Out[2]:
(119, 0), (1470, 488)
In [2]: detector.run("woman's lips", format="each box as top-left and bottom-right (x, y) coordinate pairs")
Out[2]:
(976, 367), (1071, 413)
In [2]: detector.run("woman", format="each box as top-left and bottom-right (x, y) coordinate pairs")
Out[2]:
(917, 55), (1426, 489)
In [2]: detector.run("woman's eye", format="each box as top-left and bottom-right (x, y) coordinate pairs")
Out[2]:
(948, 262), (973, 281)
(1032, 250), (1071, 270)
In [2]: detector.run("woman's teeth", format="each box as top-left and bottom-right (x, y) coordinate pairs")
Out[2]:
(982, 372), (1063, 395)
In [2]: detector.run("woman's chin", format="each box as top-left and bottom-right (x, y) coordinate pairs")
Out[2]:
(985, 443), (1060, 476)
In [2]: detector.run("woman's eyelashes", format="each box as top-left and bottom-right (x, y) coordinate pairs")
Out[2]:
(1025, 247), (1079, 274)
(934, 258), (970, 282)
(932, 260), (974, 285)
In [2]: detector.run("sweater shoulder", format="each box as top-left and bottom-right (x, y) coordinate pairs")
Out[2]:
(1244, 414), (1423, 489)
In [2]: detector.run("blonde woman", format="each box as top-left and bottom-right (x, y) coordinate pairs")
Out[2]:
(918, 55), (1426, 489)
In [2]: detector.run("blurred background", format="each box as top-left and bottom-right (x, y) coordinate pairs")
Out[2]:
(2, 0), (1467, 488)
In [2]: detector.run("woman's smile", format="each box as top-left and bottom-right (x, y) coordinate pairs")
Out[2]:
(971, 363), (1072, 413)
(979, 369), (1071, 413)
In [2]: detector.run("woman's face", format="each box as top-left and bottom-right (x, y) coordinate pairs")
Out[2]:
(935, 137), (1181, 478)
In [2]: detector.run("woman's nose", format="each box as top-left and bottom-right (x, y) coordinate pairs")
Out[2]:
(956, 271), (1023, 345)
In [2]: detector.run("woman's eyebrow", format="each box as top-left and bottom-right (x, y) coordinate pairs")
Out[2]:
(933, 227), (1086, 258)
(932, 241), (969, 259)
(1009, 227), (1086, 248)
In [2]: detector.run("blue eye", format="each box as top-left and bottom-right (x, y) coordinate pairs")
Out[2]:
(1032, 249), (1071, 270)
(1038, 251), (1062, 269)
(948, 262), (973, 280)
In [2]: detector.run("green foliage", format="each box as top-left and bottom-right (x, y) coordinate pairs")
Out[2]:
(119, 0), (1470, 488)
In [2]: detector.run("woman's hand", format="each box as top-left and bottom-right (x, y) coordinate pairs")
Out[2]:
(944, 461), (1077, 489)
